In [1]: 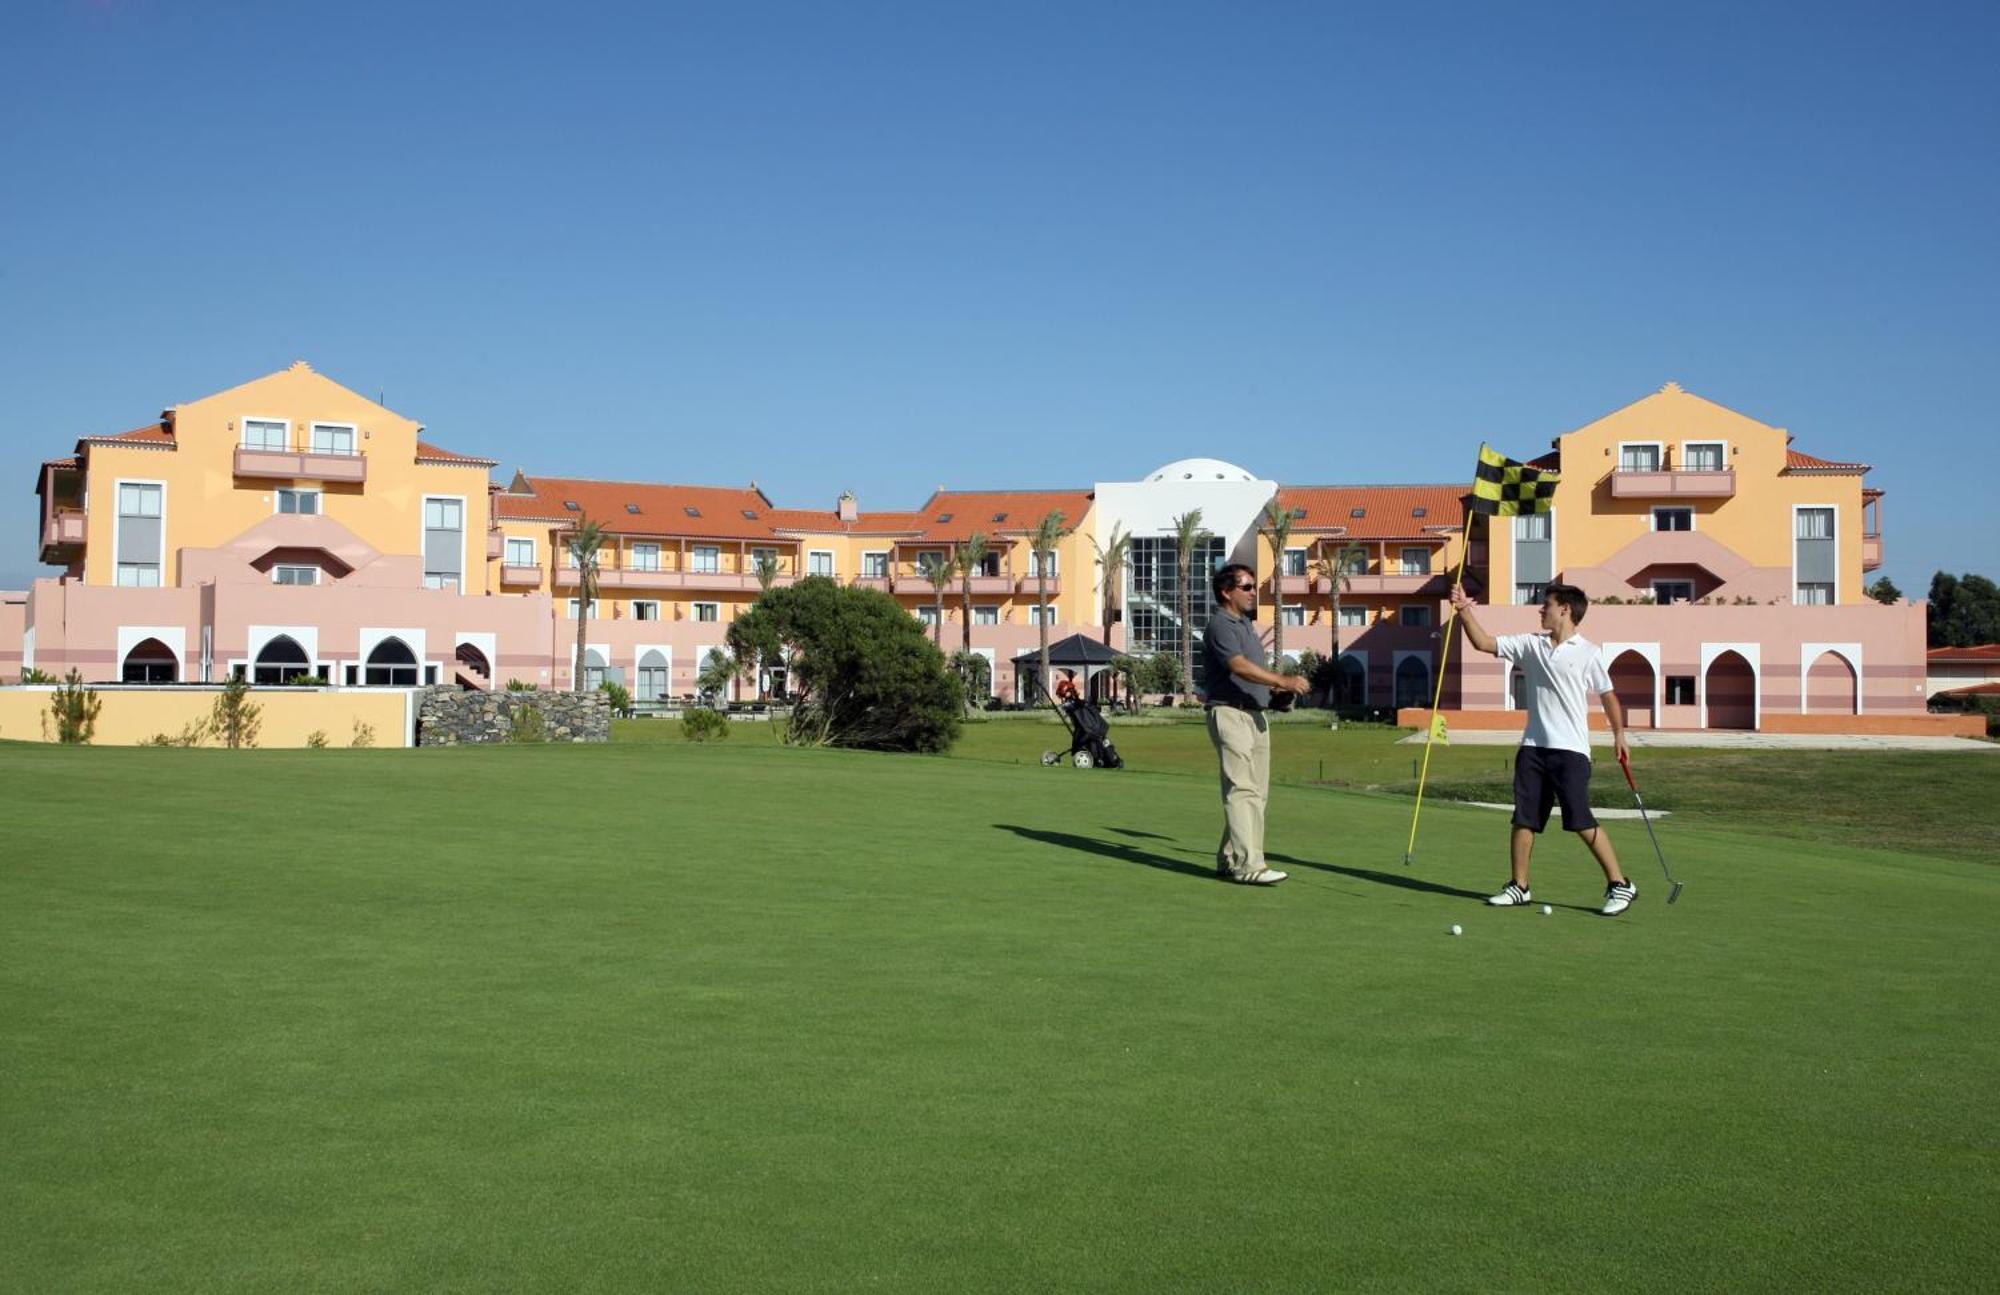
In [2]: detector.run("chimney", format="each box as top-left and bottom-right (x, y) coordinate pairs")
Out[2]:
(837, 491), (858, 523)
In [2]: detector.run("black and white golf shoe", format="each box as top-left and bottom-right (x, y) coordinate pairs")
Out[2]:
(1600, 880), (1638, 916)
(1486, 881), (1533, 907)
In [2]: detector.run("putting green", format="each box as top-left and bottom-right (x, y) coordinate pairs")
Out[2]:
(2, 739), (1992, 1290)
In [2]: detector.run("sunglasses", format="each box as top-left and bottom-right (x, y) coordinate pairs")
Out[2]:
(1229, 581), (1256, 592)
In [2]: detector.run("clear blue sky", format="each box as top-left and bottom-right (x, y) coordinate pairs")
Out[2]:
(2, 1), (1993, 593)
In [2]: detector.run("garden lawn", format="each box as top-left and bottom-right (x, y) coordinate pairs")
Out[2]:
(3, 738), (1995, 1291)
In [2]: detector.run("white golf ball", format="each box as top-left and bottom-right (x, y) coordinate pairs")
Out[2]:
(1541, 904), (1553, 915)
(1449, 924), (1463, 936)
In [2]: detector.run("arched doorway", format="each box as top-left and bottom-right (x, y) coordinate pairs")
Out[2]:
(1608, 650), (1656, 730)
(364, 637), (419, 686)
(1335, 654), (1366, 707)
(122, 638), (178, 684)
(454, 642), (491, 689)
(1704, 650), (1756, 730)
(1394, 656), (1430, 710)
(583, 648), (607, 691)
(1806, 650), (1858, 715)
(636, 649), (670, 705)
(253, 635), (312, 685)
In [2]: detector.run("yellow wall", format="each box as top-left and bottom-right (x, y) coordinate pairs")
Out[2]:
(1485, 386), (1869, 605)
(0, 686), (411, 748)
(84, 364), (496, 593)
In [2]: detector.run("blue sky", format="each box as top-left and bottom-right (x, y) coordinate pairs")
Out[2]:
(2, 1), (1993, 592)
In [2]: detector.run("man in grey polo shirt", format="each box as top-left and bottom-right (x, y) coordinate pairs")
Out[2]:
(1203, 562), (1312, 885)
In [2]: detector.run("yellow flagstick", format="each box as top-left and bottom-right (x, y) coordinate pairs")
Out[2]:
(1404, 496), (1482, 866)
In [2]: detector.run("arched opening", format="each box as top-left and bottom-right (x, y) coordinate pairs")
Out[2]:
(364, 637), (419, 686)
(253, 635), (312, 685)
(1806, 650), (1858, 715)
(454, 642), (491, 687)
(636, 649), (670, 704)
(1704, 650), (1757, 730)
(583, 648), (607, 692)
(1394, 656), (1430, 710)
(1335, 654), (1367, 707)
(1608, 650), (1657, 730)
(121, 638), (178, 684)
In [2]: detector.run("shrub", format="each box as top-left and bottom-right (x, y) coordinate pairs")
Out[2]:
(681, 707), (730, 742)
(1134, 652), (1185, 699)
(306, 729), (329, 749)
(505, 679), (540, 692)
(350, 718), (376, 748)
(599, 679), (634, 718)
(950, 649), (992, 706)
(506, 705), (546, 744)
(19, 667), (57, 685)
(727, 576), (962, 752)
(210, 675), (261, 749)
(49, 670), (103, 744)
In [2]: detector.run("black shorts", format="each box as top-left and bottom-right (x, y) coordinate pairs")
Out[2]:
(1512, 746), (1599, 833)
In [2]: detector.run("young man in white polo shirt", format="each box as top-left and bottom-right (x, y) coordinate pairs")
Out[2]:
(1449, 580), (1638, 916)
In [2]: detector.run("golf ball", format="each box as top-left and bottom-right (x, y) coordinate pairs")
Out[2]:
(1449, 924), (1463, 936)
(1541, 904), (1553, 915)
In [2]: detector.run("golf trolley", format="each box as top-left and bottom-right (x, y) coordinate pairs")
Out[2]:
(1040, 694), (1124, 770)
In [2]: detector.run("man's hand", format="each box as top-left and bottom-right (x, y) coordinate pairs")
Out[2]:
(1613, 733), (1631, 766)
(1450, 583), (1474, 614)
(1279, 674), (1310, 695)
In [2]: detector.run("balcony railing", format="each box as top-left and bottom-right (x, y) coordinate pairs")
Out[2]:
(554, 566), (796, 592)
(1609, 468), (1736, 499)
(233, 446), (368, 483)
(1862, 533), (1883, 571)
(41, 507), (85, 550)
(486, 529), (504, 560)
(500, 564), (543, 586)
(1268, 573), (1318, 597)
(1014, 573), (1060, 597)
(853, 575), (894, 593)
(1336, 572), (1441, 596)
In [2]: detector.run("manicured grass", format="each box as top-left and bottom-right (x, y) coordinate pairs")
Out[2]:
(3, 738), (1996, 1290)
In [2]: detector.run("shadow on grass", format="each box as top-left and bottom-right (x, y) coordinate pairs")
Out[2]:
(1108, 827), (1174, 841)
(995, 824), (1216, 880)
(1265, 851), (1490, 901)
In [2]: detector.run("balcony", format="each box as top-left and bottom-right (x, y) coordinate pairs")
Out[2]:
(1862, 533), (1883, 572)
(234, 446), (368, 483)
(41, 507), (85, 551)
(1337, 572), (1442, 596)
(1609, 468), (1735, 499)
(500, 564), (543, 586)
(853, 575), (894, 593)
(1268, 573), (1318, 597)
(486, 529), (504, 560)
(1014, 573), (1060, 598)
(555, 566), (796, 592)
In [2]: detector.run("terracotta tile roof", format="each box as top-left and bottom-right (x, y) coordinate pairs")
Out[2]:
(496, 475), (781, 539)
(1528, 450), (1561, 470)
(1938, 682), (2000, 697)
(79, 421), (175, 448)
(43, 456), (78, 470)
(1276, 484), (1468, 540)
(1785, 448), (1871, 473)
(1928, 645), (2000, 663)
(908, 490), (1095, 543)
(416, 440), (498, 467)
(763, 508), (928, 536)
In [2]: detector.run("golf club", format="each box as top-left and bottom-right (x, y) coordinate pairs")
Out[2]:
(1617, 748), (1683, 904)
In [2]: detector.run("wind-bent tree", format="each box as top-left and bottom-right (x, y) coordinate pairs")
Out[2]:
(569, 516), (609, 693)
(1170, 509), (1208, 703)
(922, 550), (953, 649)
(1259, 498), (1296, 669)
(1029, 510), (1070, 705)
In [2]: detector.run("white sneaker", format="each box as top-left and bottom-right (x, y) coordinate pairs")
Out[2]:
(1487, 881), (1533, 906)
(1240, 869), (1288, 886)
(1600, 880), (1638, 916)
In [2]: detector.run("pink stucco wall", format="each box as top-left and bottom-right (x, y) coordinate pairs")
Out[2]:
(0, 593), (25, 681)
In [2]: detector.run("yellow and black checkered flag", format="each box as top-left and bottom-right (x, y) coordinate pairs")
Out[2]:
(1470, 444), (1559, 515)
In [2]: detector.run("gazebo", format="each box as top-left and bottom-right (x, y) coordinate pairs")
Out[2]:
(1012, 633), (1123, 705)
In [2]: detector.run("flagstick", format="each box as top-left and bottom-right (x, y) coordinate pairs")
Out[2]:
(1404, 511), (1480, 866)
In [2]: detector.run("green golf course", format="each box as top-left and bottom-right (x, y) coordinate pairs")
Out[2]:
(4, 727), (1994, 1291)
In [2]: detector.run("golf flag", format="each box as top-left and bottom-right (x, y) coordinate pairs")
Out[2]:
(1429, 712), (1450, 745)
(1470, 444), (1560, 516)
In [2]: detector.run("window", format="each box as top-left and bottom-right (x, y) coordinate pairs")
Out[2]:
(991, 512), (1008, 523)
(1029, 605), (1056, 626)
(1338, 549), (1368, 575)
(1619, 443), (1662, 471)
(116, 481), (163, 587)
(504, 537), (535, 566)
(1338, 605), (1368, 628)
(1281, 605), (1305, 627)
(254, 635), (313, 685)
(631, 543), (662, 572)
(277, 488), (321, 515)
(626, 504), (642, 515)
(273, 565), (319, 586)
(242, 419), (287, 451)
(691, 545), (720, 574)
(423, 496), (463, 593)
(1350, 507), (1366, 519)
(683, 506), (701, 518)
(1795, 507), (1836, 605)
(751, 546), (778, 571)
(973, 606), (999, 626)
(976, 551), (1002, 578)
(567, 598), (601, 619)
(1683, 442), (1725, 472)
(915, 606), (939, 626)
(1411, 506), (1428, 519)
(808, 550), (834, 578)
(1665, 676), (1696, 706)
(310, 423), (356, 455)
(693, 602), (720, 623)
(633, 600), (661, 621)
(1400, 547), (1431, 576)
(1282, 548), (1308, 577)
(1652, 580), (1695, 604)
(1401, 604), (1433, 628)
(1124, 534), (1225, 656)
(862, 551), (888, 578)
(1653, 508), (1692, 532)
(1029, 550), (1057, 580)
(637, 651), (670, 702)
(1513, 512), (1552, 606)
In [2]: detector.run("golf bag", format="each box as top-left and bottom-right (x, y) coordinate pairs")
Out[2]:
(1045, 696), (1123, 769)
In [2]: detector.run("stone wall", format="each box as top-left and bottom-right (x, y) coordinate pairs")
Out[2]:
(416, 687), (609, 746)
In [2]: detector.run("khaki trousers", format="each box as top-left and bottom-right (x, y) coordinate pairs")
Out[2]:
(1207, 705), (1271, 879)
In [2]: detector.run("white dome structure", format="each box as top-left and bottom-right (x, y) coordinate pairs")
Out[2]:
(1143, 457), (1259, 484)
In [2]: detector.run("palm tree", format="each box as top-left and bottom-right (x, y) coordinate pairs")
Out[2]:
(568, 516), (608, 693)
(921, 550), (952, 649)
(1259, 498), (1296, 669)
(1029, 510), (1070, 705)
(956, 532), (988, 661)
(1088, 523), (1132, 641)
(1170, 509), (1209, 702)
(1317, 542), (1367, 706)
(753, 549), (780, 595)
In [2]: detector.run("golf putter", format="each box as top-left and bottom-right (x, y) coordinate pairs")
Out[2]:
(1618, 749), (1683, 905)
